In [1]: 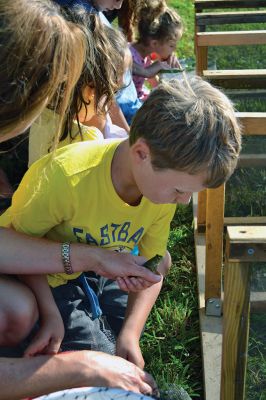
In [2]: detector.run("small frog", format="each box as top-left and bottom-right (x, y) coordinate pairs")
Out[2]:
(143, 254), (162, 274)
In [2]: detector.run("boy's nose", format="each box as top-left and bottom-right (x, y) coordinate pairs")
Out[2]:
(176, 192), (192, 205)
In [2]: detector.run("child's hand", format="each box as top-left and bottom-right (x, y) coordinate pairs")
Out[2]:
(165, 53), (182, 69)
(24, 311), (65, 357)
(116, 331), (145, 369)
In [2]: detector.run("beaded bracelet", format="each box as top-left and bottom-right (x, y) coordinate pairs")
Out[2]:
(61, 242), (73, 275)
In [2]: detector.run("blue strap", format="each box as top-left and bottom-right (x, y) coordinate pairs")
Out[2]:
(79, 273), (102, 320)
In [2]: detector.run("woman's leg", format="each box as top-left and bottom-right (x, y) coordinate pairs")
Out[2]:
(0, 275), (38, 346)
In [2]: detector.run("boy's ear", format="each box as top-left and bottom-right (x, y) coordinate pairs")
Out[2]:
(131, 138), (151, 164)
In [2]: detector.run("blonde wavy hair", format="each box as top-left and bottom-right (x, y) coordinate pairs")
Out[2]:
(0, 0), (86, 140)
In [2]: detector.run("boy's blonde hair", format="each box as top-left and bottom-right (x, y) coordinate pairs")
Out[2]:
(0, 0), (85, 138)
(130, 77), (242, 188)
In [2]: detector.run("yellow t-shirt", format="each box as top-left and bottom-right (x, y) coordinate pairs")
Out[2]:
(1, 140), (176, 287)
(28, 107), (104, 166)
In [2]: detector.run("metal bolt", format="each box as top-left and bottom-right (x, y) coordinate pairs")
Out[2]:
(247, 248), (255, 256)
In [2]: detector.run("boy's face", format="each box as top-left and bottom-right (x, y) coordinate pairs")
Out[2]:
(131, 139), (206, 205)
(93, 0), (123, 11)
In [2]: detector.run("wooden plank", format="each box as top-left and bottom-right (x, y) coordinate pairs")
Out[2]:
(205, 185), (225, 301)
(225, 89), (266, 100)
(236, 112), (266, 135)
(227, 226), (266, 262)
(221, 254), (251, 400)
(197, 190), (207, 229)
(237, 153), (266, 168)
(197, 31), (266, 47)
(196, 46), (208, 76)
(194, 228), (222, 400)
(195, 0), (266, 12)
(204, 69), (266, 79)
(203, 69), (266, 89)
(196, 11), (266, 26)
(250, 292), (266, 313)
(227, 225), (266, 242)
(224, 216), (266, 225)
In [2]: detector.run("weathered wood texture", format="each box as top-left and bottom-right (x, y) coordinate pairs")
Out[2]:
(205, 185), (225, 301)
(196, 10), (266, 27)
(203, 69), (266, 89)
(197, 30), (266, 46)
(195, 0), (266, 12)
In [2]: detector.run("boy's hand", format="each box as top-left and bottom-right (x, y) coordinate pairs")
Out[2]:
(24, 311), (64, 357)
(116, 331), (145, 369)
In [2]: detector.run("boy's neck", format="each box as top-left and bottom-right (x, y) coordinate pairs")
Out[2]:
(111, 139), (142, 206)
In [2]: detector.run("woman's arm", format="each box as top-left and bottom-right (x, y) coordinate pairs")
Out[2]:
(0, 228), (161, 285)
(0, 351), (157, 400)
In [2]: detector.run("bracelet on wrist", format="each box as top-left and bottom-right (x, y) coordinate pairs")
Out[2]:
(61, 242), (73, 275)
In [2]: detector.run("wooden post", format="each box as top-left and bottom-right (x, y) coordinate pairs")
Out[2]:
(221, 242), (251, 400)
(197, 190), (207, 232)
(221, 226), (266, 400)
(205, 185), (225, 304)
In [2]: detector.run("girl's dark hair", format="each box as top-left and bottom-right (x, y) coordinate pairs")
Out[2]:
(58, 7), (127, 141)
(136, 0), (183, 45)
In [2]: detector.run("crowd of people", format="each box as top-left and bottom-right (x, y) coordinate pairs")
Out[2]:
(0, 0), (242, 399)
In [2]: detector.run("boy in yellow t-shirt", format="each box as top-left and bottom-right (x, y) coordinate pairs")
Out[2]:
(0, 77), (242, 366)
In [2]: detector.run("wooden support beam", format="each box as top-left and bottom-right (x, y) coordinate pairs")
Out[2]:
(227, 226), (266, 262)
(224, 216), (266, 226)
(237, 153), (266, 168)
(221, 253), (251, 400)
(205, 185), (225, 302)
(236, 112), (266, 135)
(196, 46), (208, 75)
(196, 11), (266, 26)
(197, 190), (207, 232)
(221, 226), (266, 399)
(203, 69), (266, 89)
(197, 31), (266, 47)
(195, 0), (266, 12)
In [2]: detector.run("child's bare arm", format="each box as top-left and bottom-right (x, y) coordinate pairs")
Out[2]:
(19, 274), (64, 357)
(116, 252), (171, 368)
(133, 60), (171, 79)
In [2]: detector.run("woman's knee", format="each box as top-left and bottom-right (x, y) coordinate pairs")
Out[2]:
(0, 277), (38, 345)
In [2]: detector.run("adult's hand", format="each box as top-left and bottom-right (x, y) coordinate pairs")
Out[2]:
(91, 248), (162, 288)
(81, 351), (157, 395)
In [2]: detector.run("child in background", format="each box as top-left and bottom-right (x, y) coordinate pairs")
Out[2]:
(0, 77), (242, 366)
(29, 13), (129, 166)
(129, 0), (183, 100)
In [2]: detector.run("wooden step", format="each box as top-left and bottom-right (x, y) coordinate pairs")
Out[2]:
(238, 153), (266, 168)
(196, 10), (266, 27)
(195, 0), (266, 12)
(203, 69), (266, 89)
(197, 30), (266, 46)
(236, 112), (266, 135)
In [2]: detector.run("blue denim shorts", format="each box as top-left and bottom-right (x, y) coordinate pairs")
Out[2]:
(52, 273), (128, 353)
